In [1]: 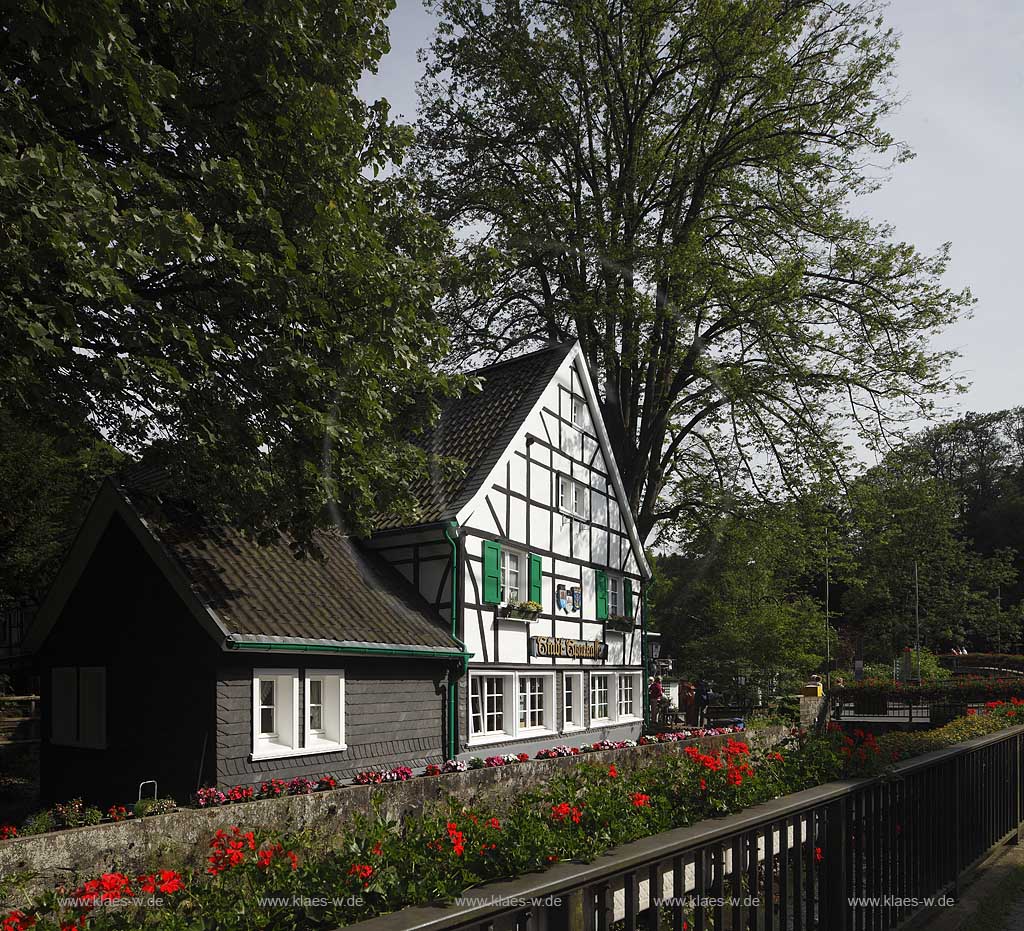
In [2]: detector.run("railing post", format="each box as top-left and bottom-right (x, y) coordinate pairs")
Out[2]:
(560, 888), (586, 931)
(953, 753), (962, 900)
(1016, 732), (1023, 846)
(825, 798), (849, 931)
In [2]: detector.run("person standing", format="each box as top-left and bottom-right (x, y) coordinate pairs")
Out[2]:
(696, 680), (711, 726)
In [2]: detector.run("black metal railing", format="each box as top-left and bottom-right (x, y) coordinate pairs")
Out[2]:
(341, 725), (1024, 931)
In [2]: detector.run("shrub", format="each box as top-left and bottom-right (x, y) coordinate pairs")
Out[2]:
(134, 797), (176, 818)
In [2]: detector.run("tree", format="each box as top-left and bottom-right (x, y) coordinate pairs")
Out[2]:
(1, 0), (459, 543)
(416, 0), (972, 539)
(838, 450), (1019, 657)
(0, 410), (121, 605)
(650, 498), (830, 697)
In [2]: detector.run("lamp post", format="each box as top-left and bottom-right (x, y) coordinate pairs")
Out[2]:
(915, 559), (921, 683)
(825, 525), (831, 692)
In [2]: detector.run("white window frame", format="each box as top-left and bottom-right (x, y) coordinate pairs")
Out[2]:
(558, 474), (590, 520)
(570, 396), (585, 429)
(590, 672), (614, 724)
(617, 673), (640, 720)
(518, 674), (554, 732)
(500, 547), (525, 604)
(609, 575), (621, 616)
(471, 674), (511, 738)
(562, 672), (584, 731)
(304, 670), (346, 753)
(252, 669), (300, 760)
(469, 671), (556, 745)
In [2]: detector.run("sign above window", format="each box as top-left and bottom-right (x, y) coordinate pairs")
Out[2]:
(529, 636), (608, 660)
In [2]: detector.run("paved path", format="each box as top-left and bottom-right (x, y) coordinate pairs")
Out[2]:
(917, 844), (1024, 931)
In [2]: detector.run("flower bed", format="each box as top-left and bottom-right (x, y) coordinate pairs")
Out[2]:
(1, 712), (1016, 929)
(833, 676), (1024, 705)
(2, 726), (745, 847)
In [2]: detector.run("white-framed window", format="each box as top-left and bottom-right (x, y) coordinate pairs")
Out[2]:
(563, 672), (584, 730)
(618, 673), (639, 719)
(571, 396), (585, 428)
(500, 549), (523, 603)
(518, 675), (551, 730)
(252, 669), (299, 759)
(470, 672), (554, 743)
(471, 675), (509, 737)
(609, 575), (621, 616)
(558, 475), (589, 520)
(51, 666), (106, 749)
(304, 671), (345, 752)
(590, 673), (611, 722)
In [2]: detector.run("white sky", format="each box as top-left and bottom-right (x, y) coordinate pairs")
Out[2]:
(362, 0), (1023, 421)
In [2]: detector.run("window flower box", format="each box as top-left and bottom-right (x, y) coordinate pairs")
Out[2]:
(499, 600), (542, 621)
(606, 614), (633, 631)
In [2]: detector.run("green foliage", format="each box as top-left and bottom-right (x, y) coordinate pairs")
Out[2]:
(19, 809), (55, 836)
(416, 0), (972, 539)
(836, 676), (1024, 705)
(53, 798), (103, 829)
(133, 798), (177, 818)
(1, 0), (460, 544)
(650, 498), (830, 696)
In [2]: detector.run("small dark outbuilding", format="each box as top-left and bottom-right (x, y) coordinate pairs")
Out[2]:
(24, 481), (466, 807)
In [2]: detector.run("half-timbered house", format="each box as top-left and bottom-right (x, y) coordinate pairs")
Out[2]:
(366, 340), (653, 756)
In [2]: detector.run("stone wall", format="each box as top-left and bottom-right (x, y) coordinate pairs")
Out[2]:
(0, 726), (787, 894)
(799, 695), (829, 731)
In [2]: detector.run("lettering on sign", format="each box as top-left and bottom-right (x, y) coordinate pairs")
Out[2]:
(529, 636), (609, 660)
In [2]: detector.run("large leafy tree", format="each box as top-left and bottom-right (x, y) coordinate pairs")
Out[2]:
(650, 499), (830, 697)
(416, 0), (972, 539)
(1, 0), (458, 542)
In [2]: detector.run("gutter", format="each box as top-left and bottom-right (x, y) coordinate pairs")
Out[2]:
(443, 521), (470, 761)
(224, 639), (471, 662)
(641, 584), (651, 730)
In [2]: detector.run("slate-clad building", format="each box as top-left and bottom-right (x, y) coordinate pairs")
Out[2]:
(25, 486), (466, 805)
(28, 340), (652, 804)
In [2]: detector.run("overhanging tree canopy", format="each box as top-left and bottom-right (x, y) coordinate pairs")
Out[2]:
(415, 0), (972, 540)
(1, 0), (459, 543)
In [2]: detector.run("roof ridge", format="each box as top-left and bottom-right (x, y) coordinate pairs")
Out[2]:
(463, 340), (575, 377)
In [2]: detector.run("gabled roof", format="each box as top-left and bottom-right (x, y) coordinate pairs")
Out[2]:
(375, 341), (575, 529)
(25, 481), (464, 657)
(380, 340), (652, 578)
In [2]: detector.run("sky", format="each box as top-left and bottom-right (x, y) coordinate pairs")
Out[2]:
(361, 0), (1023, 422)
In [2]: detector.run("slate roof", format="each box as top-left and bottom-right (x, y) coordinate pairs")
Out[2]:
(121, 489), (461, 653)
(376, 341), (575, 529)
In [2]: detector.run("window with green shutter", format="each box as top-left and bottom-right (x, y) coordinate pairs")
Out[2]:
(483, 540), (501, 604)
(529, 553), (543, 603)
(624, 578), (634, 618)
(595, 569), (609, 619)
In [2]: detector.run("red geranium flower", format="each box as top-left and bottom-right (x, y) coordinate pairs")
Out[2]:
(630, 793), (651, 808)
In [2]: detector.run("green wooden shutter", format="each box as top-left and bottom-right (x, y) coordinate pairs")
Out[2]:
(483, 541), (501, 604)
(624, 579), (634, 619)
(529, 553), (543, 604)
(596, 569), (609, 619)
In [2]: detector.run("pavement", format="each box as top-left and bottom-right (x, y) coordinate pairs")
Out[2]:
(913, 843), (1024, 931)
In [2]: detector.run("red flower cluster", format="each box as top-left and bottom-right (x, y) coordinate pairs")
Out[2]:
(259, 778), (288, 798)
(207, 826), (256, 875)
(75, 872), (133, 904)
(0, 825), (17, 840)
(683, 745), (722, 771)
(348, 863), (374, 889)
(550, 803), (583, 824)
(371, 841), (384, 856)
(257, 843), (298, 871)
(2, 911), (34, 931)
(487, 817), (501, 830)
(228, 785), (255, 802)
(608, 764), (618, 779)
(630, 793), (651, 808)
(106, 805), (130, 822)
(815, 847), (824, 863)
(139, 869), (185, 894)
(425, 764), (442, 776)
(446, 821), (466, 856)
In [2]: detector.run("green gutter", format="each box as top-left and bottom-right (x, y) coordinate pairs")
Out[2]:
(225, 641), (471, 661)
(641, 584), (651, 731)
(443, 522), (470, 761)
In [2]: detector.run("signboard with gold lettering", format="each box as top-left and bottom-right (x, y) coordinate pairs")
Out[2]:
(529, 636), (608, 660)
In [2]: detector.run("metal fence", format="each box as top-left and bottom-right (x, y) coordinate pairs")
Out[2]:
(343, 725), (1024, 931)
